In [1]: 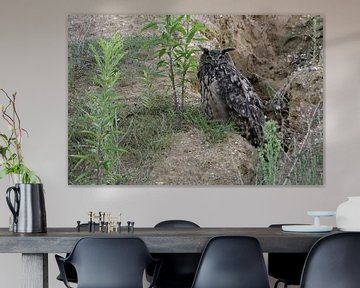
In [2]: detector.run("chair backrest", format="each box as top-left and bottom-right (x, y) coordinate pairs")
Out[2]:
(150, 220), (201, 287)
(155, 219), (200, 228)
(66, 237), (154, 288)
(191, 236), (270, 288)
(300, 232), (360, 288)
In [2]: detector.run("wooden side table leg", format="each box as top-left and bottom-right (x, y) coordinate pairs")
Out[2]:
(22, 253), (48, 288)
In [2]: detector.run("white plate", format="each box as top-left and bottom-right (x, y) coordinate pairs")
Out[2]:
(307, 211), (336, 217)
(282, 225), (333, 232)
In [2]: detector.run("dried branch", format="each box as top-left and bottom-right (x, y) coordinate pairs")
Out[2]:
(282, 99), (322, 185)
(1, 89), (23, 164)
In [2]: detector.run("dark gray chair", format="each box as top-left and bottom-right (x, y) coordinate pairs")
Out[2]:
(268, 224), (308, 288)
(55, 237), (160, 288)
(300, 232), (360, 288)
(56, 223), (99, 284)
(147, 220), (201, 288)
(191, 236), (270, 288)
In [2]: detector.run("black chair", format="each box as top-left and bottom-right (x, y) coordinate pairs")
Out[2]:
(268, 224), (308, 288)
(55, 237), (160, 288)
(56, 262), (77, 284)
(300, 232), (360, 288)
(56, 223), (99, 284)
(147, 220), (201, 288)
(191, 236), (270, 288)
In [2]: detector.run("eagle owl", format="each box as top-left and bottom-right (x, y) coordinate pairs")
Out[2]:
(197, 46), (265, 146)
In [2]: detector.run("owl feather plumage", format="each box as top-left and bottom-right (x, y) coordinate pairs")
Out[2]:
(197, 47), (265, 146)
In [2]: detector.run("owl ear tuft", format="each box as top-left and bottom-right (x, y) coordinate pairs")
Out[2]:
(198, 45), (209, 54)
(222, 48), (235, 54)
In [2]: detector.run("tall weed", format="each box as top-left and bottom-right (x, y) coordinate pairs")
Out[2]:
(257, 120), (282, 185)
(143, 15), (207, 119)
(69, 34), (127, 185)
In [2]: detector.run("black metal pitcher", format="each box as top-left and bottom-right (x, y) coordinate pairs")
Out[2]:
(6, 183), (47, 233)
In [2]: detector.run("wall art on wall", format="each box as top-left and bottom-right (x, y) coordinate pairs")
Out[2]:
(68, 15), (324, 185)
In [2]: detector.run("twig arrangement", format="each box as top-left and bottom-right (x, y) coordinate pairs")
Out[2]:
(0, 88), (40, 183)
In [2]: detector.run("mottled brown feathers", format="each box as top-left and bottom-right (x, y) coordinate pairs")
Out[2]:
(198, 47), (265, 146)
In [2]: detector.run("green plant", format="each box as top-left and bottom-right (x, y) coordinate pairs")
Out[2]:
(0, 89), (41, 183)
(139, 69), (173, 113)
(140, 69), (155, 111)
(308, 16), (322, 64)
(68, 34), (127, 185)
(68, 32), (180, 184)
(257, 120), (282, 185)
(143, 15), (207, 119)
(90, 34), (126, 89)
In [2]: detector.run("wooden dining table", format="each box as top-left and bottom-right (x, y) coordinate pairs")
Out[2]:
(0, 226), (339, 288)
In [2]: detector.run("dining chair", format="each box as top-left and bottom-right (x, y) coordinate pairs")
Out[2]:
(56, 223), (99, 284)
(55, 237), (160, 288)
(300, 232), (360, 288)
(146, 220), (201, 288)
(268, 224), (308, 288)
(191, 236), (270, 288)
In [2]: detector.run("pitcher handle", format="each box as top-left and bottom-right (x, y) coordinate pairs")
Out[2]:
(6, 186), (20, 224)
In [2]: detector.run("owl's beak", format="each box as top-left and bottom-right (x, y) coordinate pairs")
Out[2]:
(198, 45), (209, 54)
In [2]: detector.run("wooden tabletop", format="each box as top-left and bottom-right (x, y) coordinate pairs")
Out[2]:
(0, 227), (339, 253)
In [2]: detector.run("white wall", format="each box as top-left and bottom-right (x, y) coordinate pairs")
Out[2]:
(0, 0), (360, 287)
